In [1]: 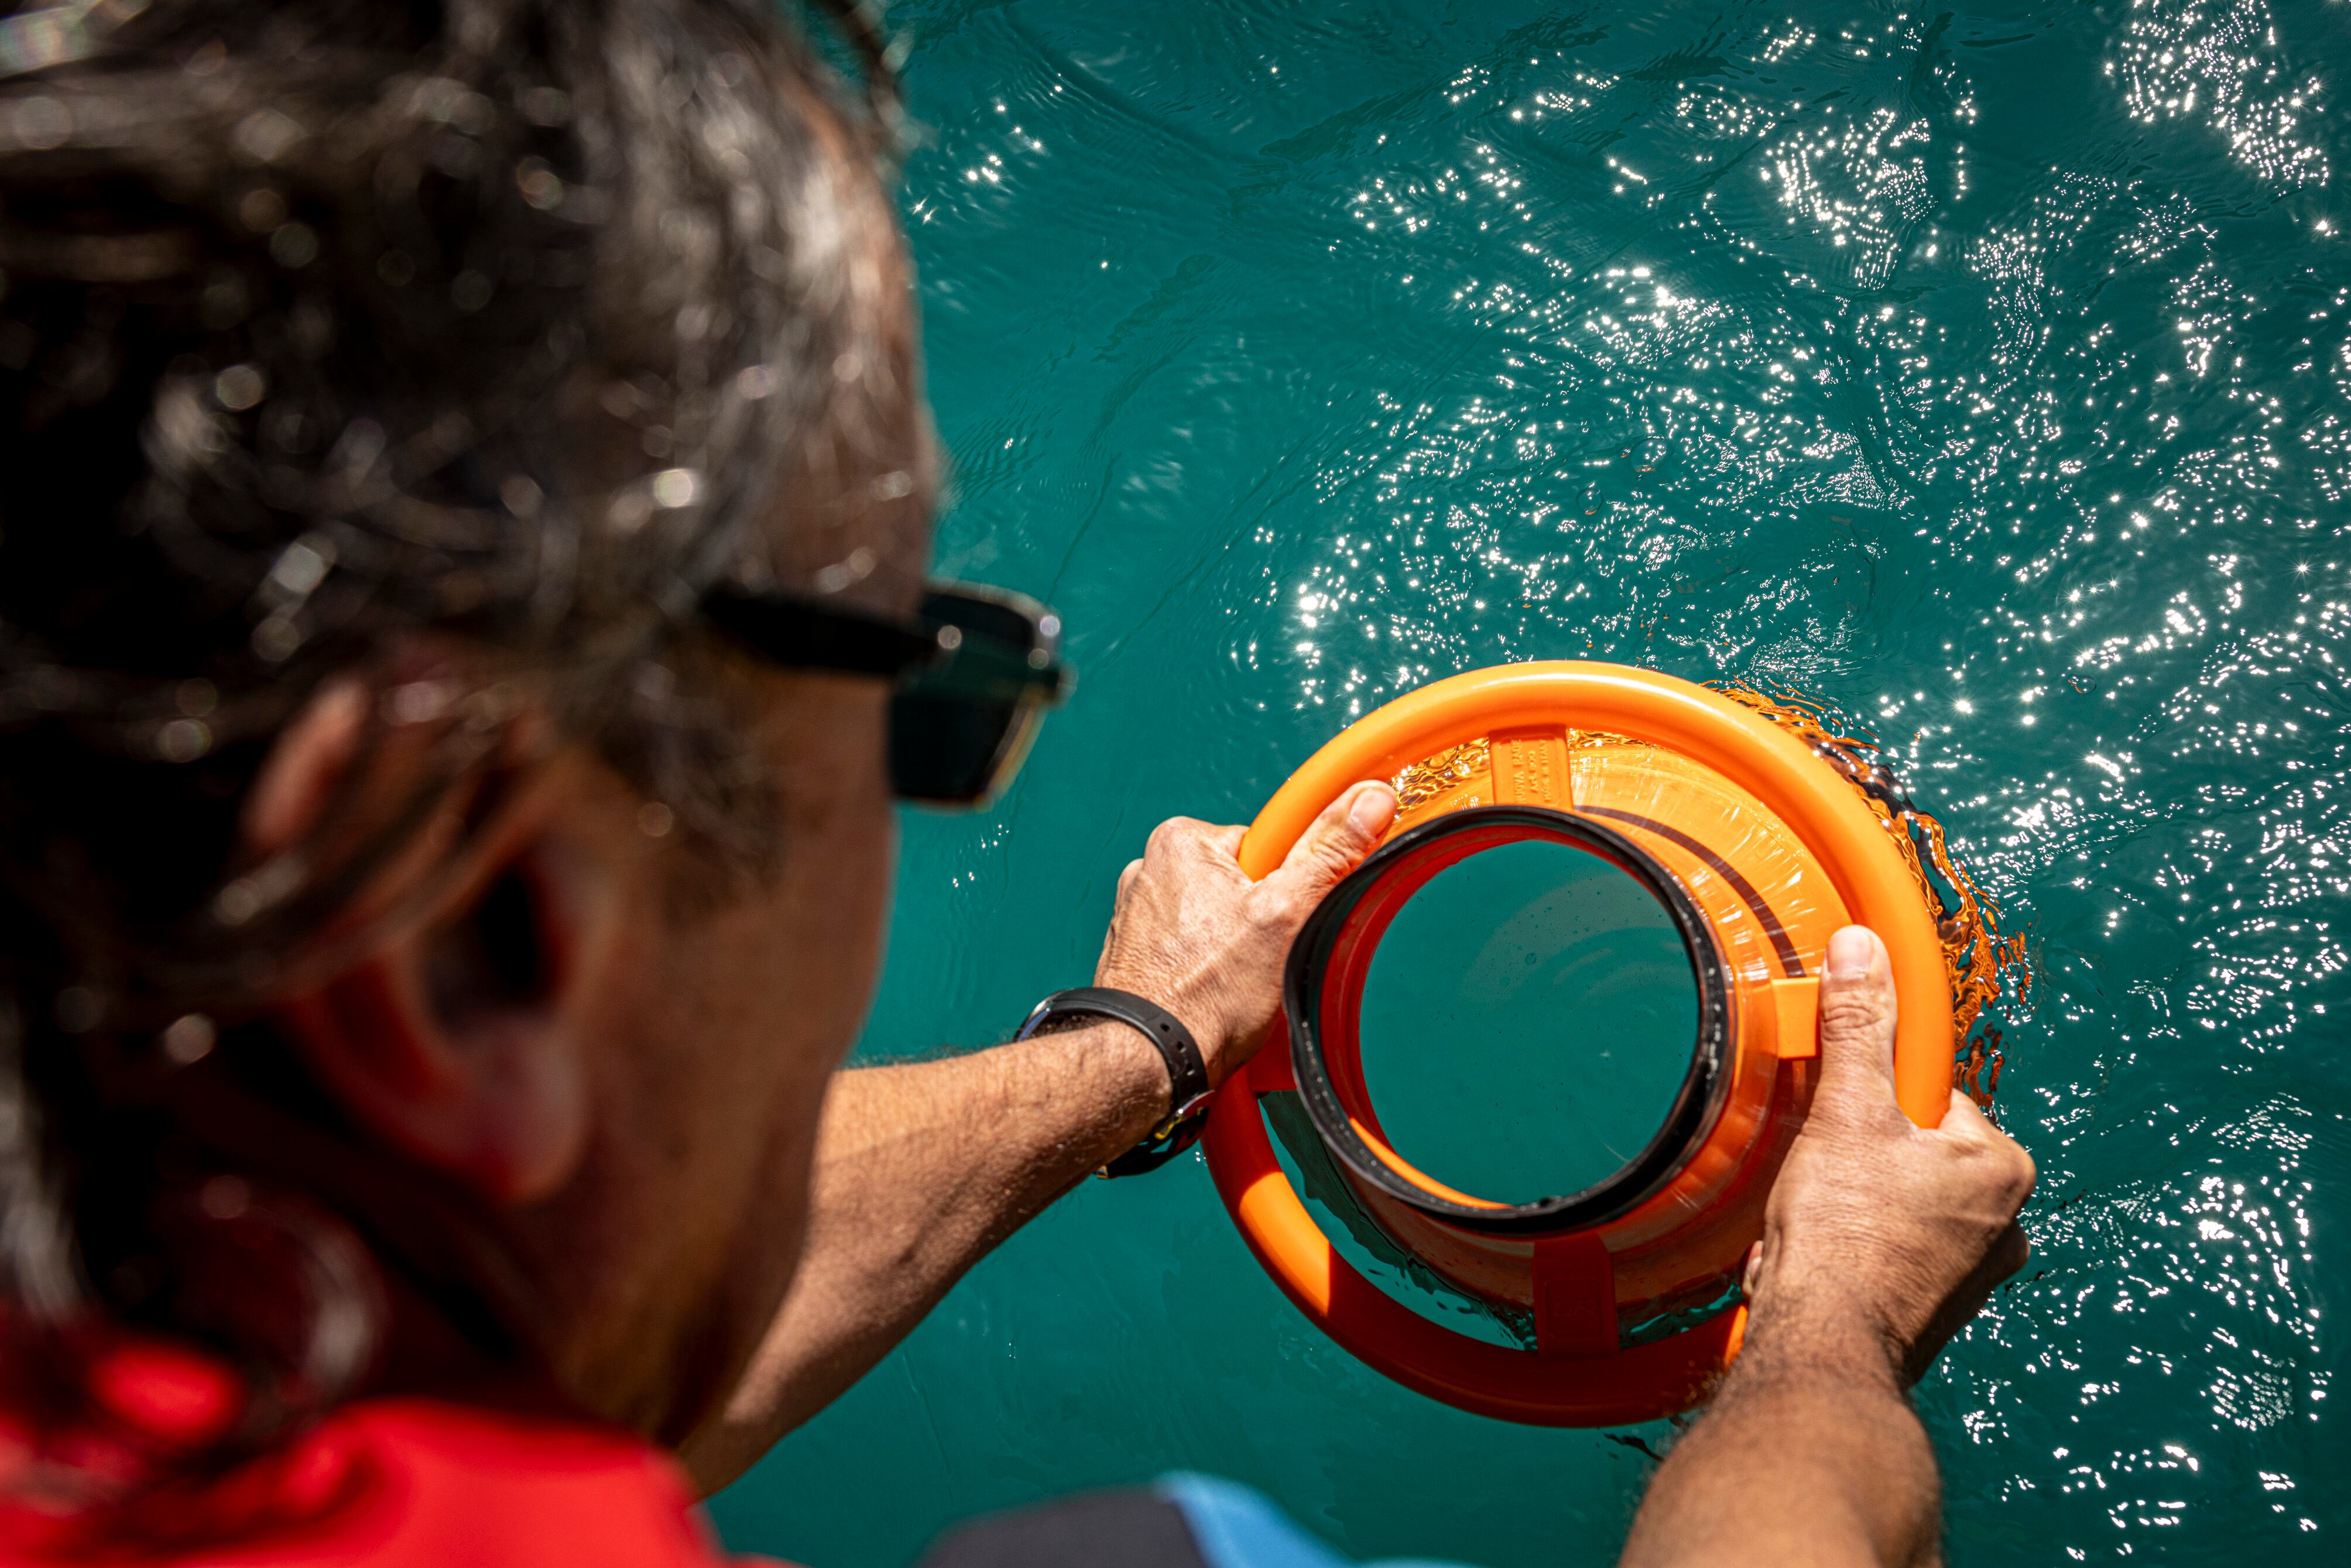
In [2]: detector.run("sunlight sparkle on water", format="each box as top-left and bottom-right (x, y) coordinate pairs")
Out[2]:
(719, 4), (2351, 1562)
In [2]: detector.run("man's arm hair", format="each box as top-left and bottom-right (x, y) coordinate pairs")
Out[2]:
(677, 1023), (1168, 1493)
(677, 784), (1397, 1494)
(1620, 1317), (1939, 1568)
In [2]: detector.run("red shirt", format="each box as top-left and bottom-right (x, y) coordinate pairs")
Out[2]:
(1, 1339), (756, 1568)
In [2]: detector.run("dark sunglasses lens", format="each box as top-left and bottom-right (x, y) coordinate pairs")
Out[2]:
(886, 584), (1065, 806)
(887, 691), (1027, 804)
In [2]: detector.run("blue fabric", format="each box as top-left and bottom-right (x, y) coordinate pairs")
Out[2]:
(1154, 1473), (1480, 1568)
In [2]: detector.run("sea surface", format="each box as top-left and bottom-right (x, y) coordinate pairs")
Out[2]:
(711, 2), (2351, 1562)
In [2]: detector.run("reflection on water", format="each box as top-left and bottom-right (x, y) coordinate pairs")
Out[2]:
(714, 3), (2351, 1564)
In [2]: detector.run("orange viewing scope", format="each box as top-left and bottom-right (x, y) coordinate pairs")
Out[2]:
(1201, 662), (1960, 1427)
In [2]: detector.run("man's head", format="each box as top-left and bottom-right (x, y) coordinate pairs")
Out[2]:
(0, 0), (928, 1470)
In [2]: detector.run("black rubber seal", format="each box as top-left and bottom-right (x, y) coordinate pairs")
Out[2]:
(1281, 805), (1731, 1237)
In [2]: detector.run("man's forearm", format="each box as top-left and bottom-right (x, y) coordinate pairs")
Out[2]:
(678, 1021), (1169, 1492)
(676, 784), (1399, 1493)
(1620, 1316), (1941, 1568)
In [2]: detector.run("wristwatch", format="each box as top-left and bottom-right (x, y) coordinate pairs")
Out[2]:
(1016, 987), (1212, 1178)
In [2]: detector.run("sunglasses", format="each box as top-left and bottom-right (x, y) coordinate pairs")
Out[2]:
(701, 580), (1071, 807)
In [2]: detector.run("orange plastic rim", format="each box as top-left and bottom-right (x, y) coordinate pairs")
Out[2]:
(1202, 662), (1948, 1426)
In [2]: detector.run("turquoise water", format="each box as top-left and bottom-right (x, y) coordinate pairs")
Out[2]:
(711, 1), (2351, 1562)
(1355, 839), (1699, 1203)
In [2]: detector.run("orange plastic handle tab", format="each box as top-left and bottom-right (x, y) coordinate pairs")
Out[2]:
(1769, 978), (1822, 1060)
(1202, 662), (1946, 1426)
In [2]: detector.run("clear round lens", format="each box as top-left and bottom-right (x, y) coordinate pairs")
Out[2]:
(1353, 837), (1701, 1207)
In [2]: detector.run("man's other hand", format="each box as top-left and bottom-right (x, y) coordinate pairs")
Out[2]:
(1747, 924), (2038, 1384)
(1092, 782), (1397, 1087)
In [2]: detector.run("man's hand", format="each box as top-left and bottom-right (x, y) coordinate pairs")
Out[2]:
(1092, 781), (1397, 1088)
(1747, 923), (2037, 1384)
(1622, 924), (2034, 1568)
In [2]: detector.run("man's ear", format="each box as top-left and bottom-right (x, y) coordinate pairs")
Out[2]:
(279, 852), (591, 1206)
(254, 678), (594, 1207)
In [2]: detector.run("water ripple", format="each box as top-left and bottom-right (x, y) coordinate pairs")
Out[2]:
(715, 4), (2351, 1563)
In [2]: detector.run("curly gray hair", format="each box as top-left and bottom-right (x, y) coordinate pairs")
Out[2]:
(0, 0), (920, 1504)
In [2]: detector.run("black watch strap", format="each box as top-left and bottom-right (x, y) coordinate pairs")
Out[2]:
(1017, 987), (1212, 1179)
